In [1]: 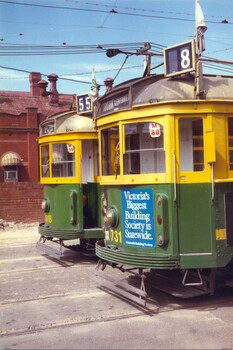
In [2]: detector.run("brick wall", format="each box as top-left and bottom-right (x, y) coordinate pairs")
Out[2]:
(0, 182), (44, 223)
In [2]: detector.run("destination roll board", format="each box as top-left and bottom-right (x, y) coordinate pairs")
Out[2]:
(41, 122), (55, 136)
(97, 89), (130, 117)
(164, 40), (196, 77)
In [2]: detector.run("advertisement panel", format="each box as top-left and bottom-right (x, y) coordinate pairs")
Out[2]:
(121, 188), (155, 248)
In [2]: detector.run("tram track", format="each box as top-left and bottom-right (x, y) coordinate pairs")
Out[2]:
(0, 262), (81, 276)
(1, 282), (232, 338)
(0, 290), (106, 306)
(0, 310), (146, 338)
(1, 229), (232, 349)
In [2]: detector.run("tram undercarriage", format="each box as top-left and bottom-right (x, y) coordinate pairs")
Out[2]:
(93, 259), (233, 307)
(36, 234), (98, 260)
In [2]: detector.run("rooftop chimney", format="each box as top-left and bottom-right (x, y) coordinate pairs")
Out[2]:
(48, 73), (59, 105)
(104, 77), (114, 93)
(38, 79), (48, 96)
(29, 72), (41, 96)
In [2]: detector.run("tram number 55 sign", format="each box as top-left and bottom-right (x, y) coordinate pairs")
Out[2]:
(77, 94), (93, 114)
(164, 40), (196, 77)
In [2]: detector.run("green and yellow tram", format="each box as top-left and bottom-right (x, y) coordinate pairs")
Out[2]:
(37, 106), (104, 257)
(94, 72), (233, 304)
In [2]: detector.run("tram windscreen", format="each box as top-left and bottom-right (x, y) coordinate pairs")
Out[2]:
(52, 143), (76, 177)
(41, 145), (50, 178)
(124, 122), (165, 174)
(101, 126), (119, 176)
(179, 118), (204, 172)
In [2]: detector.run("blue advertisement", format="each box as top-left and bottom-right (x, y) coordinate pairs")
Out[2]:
(121, 188), (155, 248)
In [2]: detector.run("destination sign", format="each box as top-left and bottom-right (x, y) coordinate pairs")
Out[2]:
(41, 123), (55, 136)
(101, 91), (129, 115)
(164, 40), (196, 77)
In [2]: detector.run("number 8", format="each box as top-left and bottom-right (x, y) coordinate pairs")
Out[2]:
(181, 49), (190, 69)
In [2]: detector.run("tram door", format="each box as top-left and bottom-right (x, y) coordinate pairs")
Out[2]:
(176, 117), (212, 258)
(81, 139), (96, 227)
(82, 139), (94, 183)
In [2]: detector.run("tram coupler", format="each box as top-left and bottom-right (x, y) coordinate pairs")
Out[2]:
(92, 260), (148, 306)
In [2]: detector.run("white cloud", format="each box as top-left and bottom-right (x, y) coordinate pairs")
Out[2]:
(59, 62), (121, 73)
(0, 69), (28, 80)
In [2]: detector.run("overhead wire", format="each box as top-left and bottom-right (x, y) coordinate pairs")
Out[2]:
(0, 0), (232, 24)
(0, 42), (165, 56)
(202, 62), (233, 74)
(0, 65), (95, 84)
(54, 0), (229, 20)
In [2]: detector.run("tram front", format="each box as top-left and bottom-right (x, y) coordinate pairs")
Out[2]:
(37, 109), (104, 257)
(94, 74), (233, 305)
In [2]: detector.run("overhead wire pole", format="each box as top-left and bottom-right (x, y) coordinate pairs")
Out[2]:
(195, 0), (207, 98)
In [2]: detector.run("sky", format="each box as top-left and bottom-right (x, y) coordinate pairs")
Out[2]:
(0, 0), (233, 96)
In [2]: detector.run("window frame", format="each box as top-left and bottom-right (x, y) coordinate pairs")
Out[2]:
(51, 143), (76, 178)
(176, 115), (212, 184)
(99, 117), (169, 185)
(178, 117), (204, 173)
(39, 140), (80, 184)
(4, 165), (18, 182)
(123, 121), (166, 176)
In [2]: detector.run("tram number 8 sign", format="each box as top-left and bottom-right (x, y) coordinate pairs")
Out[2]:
(164, 40), (196, 77)
(77, 94), (93, 114)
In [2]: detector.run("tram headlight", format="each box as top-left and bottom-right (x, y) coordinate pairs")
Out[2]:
(156, 195), (162, 206)
(101, 192), (107, 207)
(158, 235), (163, 245)
(105, 211), (113, 224)
(105, 205), (119, 228)
(41, 198), (50, 213)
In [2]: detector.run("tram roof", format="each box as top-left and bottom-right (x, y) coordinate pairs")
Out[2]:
(96, 74), (233, 117)
(40, 110), (96, 136)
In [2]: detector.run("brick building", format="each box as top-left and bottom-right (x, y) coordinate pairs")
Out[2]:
(0, 72), (74, 222)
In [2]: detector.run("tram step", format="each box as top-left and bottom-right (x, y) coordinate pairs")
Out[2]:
(146, 271), (209, 298)
(91, 269), (147, 307)
(36, 241), (62, 260)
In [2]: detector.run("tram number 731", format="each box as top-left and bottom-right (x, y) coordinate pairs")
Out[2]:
(107, 229), (122, 244)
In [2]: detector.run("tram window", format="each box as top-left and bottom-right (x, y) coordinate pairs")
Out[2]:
(94, 140), (99, 176)
(228, 118), (233, 170)
(179, 118), (204, 172)
(52, 143), (76, 177)
(41, 145), (50, 178)
(101, 126), (119, 176)
(124, 122), (165, 174)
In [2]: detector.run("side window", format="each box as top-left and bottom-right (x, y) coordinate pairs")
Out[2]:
(228, 118), (233, 171)
(52, 143), (76, 177)
(94, 140), (99, 177)
(41, 145), (50, 178)
(179, 118), (204, 172)
(124, 122), (165, 174)
(101, 126), (119, 176)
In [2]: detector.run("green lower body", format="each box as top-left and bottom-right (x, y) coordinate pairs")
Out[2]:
(96, 182), (233, 270)
(38, 182), (104, 241)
